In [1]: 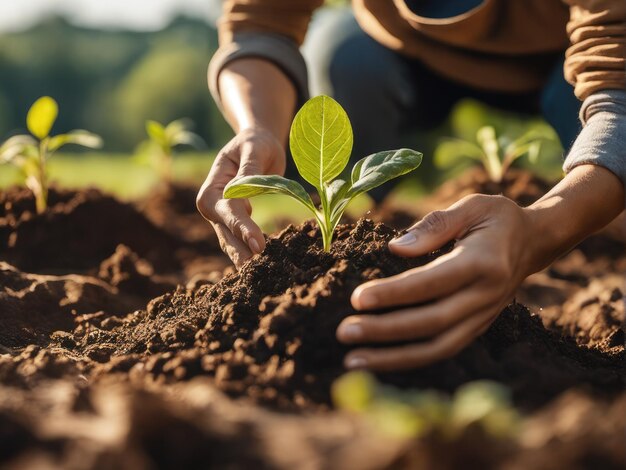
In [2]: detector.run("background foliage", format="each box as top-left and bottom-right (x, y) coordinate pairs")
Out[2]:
(0, 8), (565, 204)
(0, 16), (230, 152)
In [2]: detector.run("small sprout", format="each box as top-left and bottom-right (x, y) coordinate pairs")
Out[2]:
(224, 95), (422, 251)
(0, 96), (102, 214)
(333, 372), (520, 440)
(143, 118), (206, 184)
(435, 125), (556, 183)
(450, 380), (520, 439)
(331, 370), (376, 412)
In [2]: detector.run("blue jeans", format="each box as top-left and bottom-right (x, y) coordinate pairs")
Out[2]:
(301, 11), (581, 199)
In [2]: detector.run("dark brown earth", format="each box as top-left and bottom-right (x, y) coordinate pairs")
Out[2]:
(0, 186), (227, 276)
(0, 181), (625, 469)
(42, 219), (622, 414)
(421, 167), (554, 211)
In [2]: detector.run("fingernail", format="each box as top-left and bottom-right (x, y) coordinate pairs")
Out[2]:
(345, 356), (368, 369)
(248, 238), (261, 254)
(339, 322), (363, 341)
(390, 231), (416, 246)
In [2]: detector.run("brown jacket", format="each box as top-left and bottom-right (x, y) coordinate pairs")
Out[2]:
(215, 0), (625, 100)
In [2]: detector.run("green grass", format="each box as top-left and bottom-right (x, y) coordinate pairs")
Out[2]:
(0, 151), (217, 200)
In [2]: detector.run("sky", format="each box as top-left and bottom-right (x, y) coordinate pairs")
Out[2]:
(0, 0), (222, 32)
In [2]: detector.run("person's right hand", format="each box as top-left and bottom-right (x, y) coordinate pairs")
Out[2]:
(196, 127), (286, 267)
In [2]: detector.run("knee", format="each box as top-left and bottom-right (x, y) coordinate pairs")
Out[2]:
(302, 10), (361, 96)
(328, 36), (387, 97)
(303, 10), (411, 107)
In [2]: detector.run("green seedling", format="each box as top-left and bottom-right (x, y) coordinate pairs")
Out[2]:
(143, 119), (205, 183)
(224, 95), (423, 251)
(435, 125), (556, 183)
(332, 371), (520, 440)
(0, 96), (102, 214)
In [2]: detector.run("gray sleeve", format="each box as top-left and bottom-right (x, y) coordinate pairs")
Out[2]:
(208, 32), (309, 113)
(563, 90), (626, 204)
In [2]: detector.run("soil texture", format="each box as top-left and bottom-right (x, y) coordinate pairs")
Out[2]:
(1, 180), (624, 470)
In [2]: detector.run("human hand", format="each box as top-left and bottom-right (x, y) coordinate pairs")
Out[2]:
(196, 127), (286, 267)
(336, 194), (538, 371)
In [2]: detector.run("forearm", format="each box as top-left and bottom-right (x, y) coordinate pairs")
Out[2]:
(524, 164), (624, 273)
(218, 59), (297, 145)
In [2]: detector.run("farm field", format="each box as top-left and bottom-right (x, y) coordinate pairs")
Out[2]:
(1, 156), (624, 468)
(1, 8), (624, 467)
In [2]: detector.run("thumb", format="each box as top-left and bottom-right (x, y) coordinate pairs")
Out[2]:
(236, 144), (262, 178)
(389, 200), (477, 256)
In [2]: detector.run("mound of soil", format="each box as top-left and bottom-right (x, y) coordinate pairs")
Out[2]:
(529, 275), (624, 352)
(421, 167), (553, 211)
(137, 183), (216, 245)
(42, 219), (624, 413)
(0, 377), (407, 470)
(0, 245), (175, 351)
(0, 186), (227, 275)
(1, 179), (624, 469)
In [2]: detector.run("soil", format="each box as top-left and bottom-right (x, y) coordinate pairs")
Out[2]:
(0, 185), (228, 277)
(421, 167), (553, 211)
(1, 180), (625, 469)
(39, 219), (619, 414)
(137, 183), (216, 245)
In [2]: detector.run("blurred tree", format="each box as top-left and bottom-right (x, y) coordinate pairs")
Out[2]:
(0, 16), (231, 151)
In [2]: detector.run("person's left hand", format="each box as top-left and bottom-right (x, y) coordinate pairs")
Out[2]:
(336, 194), (539, 371)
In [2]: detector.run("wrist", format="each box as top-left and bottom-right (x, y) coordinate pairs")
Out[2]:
(219, 58), (296, 145)
(239, 123), (281, 139)
(522, 165), (624, 274)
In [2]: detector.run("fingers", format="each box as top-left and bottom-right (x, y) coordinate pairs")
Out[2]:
(338, 286), (489, 344)
(214, 198), (266, 254)
(342, 306), (499, 372)
(389, 195), (487, 257)
(211, 222), (253, 268)
(350, 247), (476, 311)
(196, 144), (267, 263)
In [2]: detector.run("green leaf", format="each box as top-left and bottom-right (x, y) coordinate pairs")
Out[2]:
(434, 139), (485, 168)
(451, 99), (491, 142)
(0, 135), (37, 163)
(289, 95), (353, 190)
(450, 380), (519, 438)
(527, 142), (541, 164)
(164, 118), (192, 138)
(224, 174), (316, 212)
(331, 371), (377, 412)
(326, 178), (351, 227)
(48, 130), (103, 152)
(476, 126), (503, 182)
(27, 96), (58, 140)
(170, 130), (206, 149)
(348, 148), (422, 198)
(146, 120), (168, 147)
(325, 178), (349, 206)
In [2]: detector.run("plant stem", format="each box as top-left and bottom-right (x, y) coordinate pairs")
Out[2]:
(35, 140), (49, 214)
(314, 212), (333, 252)
(160, 149), (173, 185)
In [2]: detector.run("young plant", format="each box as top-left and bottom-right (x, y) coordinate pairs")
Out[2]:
(0, 96), (102, 214)
(143, 119), (205, 183)
(223, 95), (423, 251)
(332, 371), (520, 440)
(434, 125), (556, 183)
